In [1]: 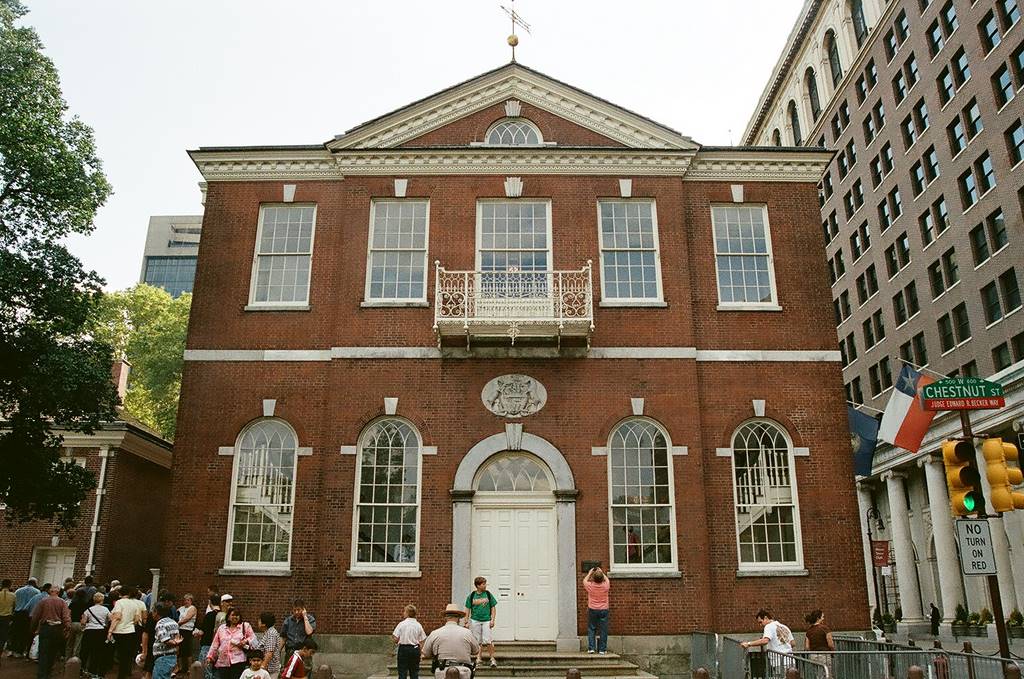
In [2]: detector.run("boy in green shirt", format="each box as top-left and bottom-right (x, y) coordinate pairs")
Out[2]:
(463, 577), (497, 668)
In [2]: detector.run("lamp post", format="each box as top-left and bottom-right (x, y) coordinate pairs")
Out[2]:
(865, 506), (888, 619)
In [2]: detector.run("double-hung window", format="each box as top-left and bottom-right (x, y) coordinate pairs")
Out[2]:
(711, 205), (779, 308)
(250, 205), (316, 306)
(598, 200), (663, 303)
(226, 420), (298, 568)
(732, 420), (804, 570)
(365, 200), (429, 303)
(608, 418), (677, 571)
(353, 418), (422, 571)
(477, 201), (552, 302)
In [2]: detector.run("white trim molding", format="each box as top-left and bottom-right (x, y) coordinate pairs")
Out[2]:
(686, 150), (832, 182)
(185, 346), (843, 362)
(752, 399), (766, 417)
(671, 446), (689, 456)
(591, 446), (608, 456)
(262, 399), (276, 417)
(631, 398), (645, 415)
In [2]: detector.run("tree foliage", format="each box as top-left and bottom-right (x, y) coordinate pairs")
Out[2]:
(90, 285), (191, 440)
(0, 0), (118, 528)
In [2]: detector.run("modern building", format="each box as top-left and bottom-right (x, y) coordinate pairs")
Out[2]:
(140, 214), (203, 297)
(744, 0), (1024, 635)
(167, 61), (868, 675)
(0, 361), (173, 587)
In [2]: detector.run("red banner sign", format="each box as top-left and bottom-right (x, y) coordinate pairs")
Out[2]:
(871, 540), (890, 567)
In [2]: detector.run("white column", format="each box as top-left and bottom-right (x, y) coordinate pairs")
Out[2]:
(856, 482), (879, 618)
(450, 493), (474, 605)
(884, 471), (924, 621)
(921, 456), (965, 622)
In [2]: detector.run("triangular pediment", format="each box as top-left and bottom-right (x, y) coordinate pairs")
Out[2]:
(326, 62), (698, 151)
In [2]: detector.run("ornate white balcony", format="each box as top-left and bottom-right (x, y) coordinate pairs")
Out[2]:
(433, 262), (594, 346)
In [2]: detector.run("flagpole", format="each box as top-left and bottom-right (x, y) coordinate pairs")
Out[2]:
(848, 400), (885, 415)
(896, 356), (949, 380)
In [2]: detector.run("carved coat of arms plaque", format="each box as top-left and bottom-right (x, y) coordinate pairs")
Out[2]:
(481, 374), (547, 418)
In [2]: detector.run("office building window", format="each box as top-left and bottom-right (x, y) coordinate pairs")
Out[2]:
(143, 256), (197, 298)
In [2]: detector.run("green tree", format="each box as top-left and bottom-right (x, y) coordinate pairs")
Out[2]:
(0, 0), (117, 528)
(90, 285), (191, 440)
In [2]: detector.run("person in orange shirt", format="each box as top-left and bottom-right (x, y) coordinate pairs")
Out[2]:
(583, 567), (610, 654)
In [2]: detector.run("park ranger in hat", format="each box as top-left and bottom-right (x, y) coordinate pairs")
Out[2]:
(421, 604), (480, 679)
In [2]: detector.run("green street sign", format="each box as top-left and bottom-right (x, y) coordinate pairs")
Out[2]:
(920, 377), (1005, 411)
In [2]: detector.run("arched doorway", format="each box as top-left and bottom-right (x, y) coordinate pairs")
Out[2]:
(472, 453), (557, 641)
(452, 431), (578, 651)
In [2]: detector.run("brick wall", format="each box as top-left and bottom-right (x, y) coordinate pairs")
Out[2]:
(169, 169), (869, 636)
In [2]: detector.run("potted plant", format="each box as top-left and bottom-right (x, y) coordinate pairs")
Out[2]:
(882, 612), (897, 633)
(967, 611), (986, 637)
(1007, 609), (1024, 639)
(952, 604), (969, 636)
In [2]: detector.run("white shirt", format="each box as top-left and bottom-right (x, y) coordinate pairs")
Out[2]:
(392, 617), (426, 646)
(763, 621), (793, 654)
(178, 605), (197, 631)
(83, 604), (110, 631)
(240, 669), (271, 679)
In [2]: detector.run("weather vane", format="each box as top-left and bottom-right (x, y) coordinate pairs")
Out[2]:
(500, 1), (532, 62)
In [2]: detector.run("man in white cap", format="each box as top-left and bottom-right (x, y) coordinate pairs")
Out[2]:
(421, 604), (479, 679)
(216, 594), (233, 629)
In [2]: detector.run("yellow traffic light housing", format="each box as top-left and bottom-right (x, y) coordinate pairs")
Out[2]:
(943, 439), (983, 516)
(982, 438), (1024, 513)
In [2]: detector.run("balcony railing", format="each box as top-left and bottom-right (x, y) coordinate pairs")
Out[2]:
(433, 261), (594, 345)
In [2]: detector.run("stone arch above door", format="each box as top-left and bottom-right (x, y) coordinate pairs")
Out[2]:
(451, 430), (579, 651)
(453, 431), (576, 492)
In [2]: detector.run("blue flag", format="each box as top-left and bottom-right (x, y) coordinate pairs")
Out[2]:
(848, 406), (880, 477)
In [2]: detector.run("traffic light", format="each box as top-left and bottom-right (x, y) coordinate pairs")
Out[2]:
(943, 439), (983, 516)
(982, 438), (1024, 513)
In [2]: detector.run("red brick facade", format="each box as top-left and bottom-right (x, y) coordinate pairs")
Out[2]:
(0, 435), (172, 588)
(170, 64), (869, 639)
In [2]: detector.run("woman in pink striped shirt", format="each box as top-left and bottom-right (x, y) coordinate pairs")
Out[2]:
(206, 608), (256, 679)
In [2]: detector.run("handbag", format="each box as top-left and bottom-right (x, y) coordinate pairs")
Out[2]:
(28, 634), (39, 660)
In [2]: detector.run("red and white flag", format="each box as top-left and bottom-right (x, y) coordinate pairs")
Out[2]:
(878, 364), (936, 452)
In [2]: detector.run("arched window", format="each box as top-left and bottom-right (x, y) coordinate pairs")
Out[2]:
(607, 419), (676, 570)
(476, 454), (553, 492)
(826, 31), (844, 86)
(226, 419), (298, 567)
(731, 420), (803, 569)
(353, 418), (421, 569)
(805, 68), (822, 121)
(771, 129), (782, 146)
(850, 0), (869, 47)
(486, 118), (542, 146)
(787, 100), (803, 146)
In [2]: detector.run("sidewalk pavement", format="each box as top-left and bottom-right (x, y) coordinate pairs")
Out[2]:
(0, 654), (148, 679)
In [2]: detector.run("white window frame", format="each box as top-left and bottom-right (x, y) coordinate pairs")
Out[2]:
(362, 199), (431, 306)
(475, 199), (554, 272)
(484, 118), (544, 146)
(605, 417), (680, 575)
(247, 204), (317, 309)
(223, 418), (299, 571)
(596, 199), (665, 306)
(728, 418), (805, 573)
(349, 417), (423, 574)
(710, 204), (782, 311)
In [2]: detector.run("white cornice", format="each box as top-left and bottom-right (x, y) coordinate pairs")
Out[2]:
(332, 149), (695, 176)
(189, 147), (831, 182)
(327, 65), (697, 151)
(189, 149), (340, 182)
(685, 150), (832, 183)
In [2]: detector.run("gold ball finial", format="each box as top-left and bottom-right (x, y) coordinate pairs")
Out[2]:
(507, 34), (519, 47)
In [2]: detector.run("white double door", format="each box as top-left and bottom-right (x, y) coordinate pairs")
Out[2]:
(471, 502), (557, 641)
(31, 548), (76, 587)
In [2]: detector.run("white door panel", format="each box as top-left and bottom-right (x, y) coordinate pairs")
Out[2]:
(472, 503), (556, 641)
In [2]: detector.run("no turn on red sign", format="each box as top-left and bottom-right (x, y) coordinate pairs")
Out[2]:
(956, 519), (997, 575)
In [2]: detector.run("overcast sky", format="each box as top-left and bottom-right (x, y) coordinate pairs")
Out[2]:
(25, 0), (803, 290)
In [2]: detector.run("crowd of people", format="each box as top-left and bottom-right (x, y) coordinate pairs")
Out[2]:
(0, 578), (318, 679)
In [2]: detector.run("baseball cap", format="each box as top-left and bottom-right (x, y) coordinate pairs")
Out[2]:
(221, 594), (233, 602)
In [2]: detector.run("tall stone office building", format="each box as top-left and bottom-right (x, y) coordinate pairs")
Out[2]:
(744, 0), (1024, 635)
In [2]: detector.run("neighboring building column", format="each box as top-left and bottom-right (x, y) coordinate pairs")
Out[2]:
(988, 516), (1018, 615)
(920, 455), (964, 626)
(856, 481), (879, 619)
(884, 470), (925, 626)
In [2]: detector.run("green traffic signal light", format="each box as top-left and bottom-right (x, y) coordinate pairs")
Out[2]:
(964, 494), (976, 512)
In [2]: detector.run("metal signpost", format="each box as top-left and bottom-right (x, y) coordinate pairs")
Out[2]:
(922, 376), (1012, 661)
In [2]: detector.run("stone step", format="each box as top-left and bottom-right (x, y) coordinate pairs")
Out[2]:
(377, 661), (643, 677)
(387, 652), (623, 668)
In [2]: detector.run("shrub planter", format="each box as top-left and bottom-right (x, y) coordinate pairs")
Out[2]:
(1008, 627), (1024, 639)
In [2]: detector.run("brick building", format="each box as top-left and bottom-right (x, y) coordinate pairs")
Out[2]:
(742, 0), (1024, 636)
(167, 62), (868, 658)
(0, 362), (172, 588)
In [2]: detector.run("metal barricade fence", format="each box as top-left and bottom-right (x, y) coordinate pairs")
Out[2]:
(945, 650), (1022, 679)
(720, 637), (749, 679)
(691, 632), (720, 679)
(765, 650), (830, 679)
